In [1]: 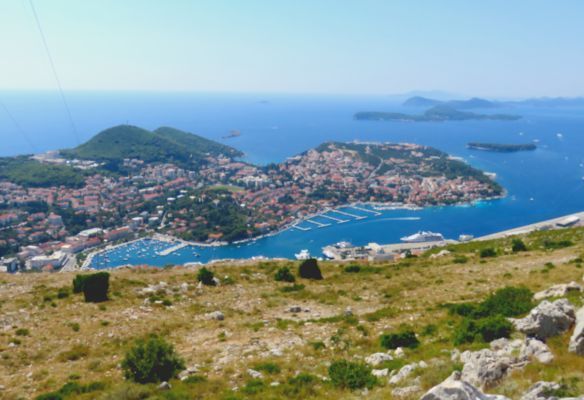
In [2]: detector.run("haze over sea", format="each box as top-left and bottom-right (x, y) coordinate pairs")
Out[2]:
(2, 91), (584, 266)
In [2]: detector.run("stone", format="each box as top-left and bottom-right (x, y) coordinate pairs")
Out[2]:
(344, 307), (353, 317)
(534, 282), (583, 301)
(212, 277), (221, 286)
(372, 368), (389, 377)
(365, 352), (393, 366)
(288, 305), (302, 313)
(247, 368), (263, 379)
(520, 338), (554, 364)
(392, 385), (421, 397)
(270, 381), (280, 387)
(178, 366), (199, 381)
(512, 299), (575, 340)
(460, 349), (512, 388)
(389, 363), (417, 385)
(158, 381), (171, 390)
(421, 372), (510, 400)
(394, 347), (405, 358)
(569, 306), (584, 355)
(520, 381), (561, 400)
(207, 311), (225, 321)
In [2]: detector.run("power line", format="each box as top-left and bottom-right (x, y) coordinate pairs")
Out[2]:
(29, 0), (80, 145)
(0, 100), (37, 153)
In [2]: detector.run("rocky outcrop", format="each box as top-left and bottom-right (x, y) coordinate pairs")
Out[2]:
(389, 361), (427, 385)
(520, 338), (554, 364)
(206, 311), (225, 321)
(511, 299), (575, 340)
(365, 352), (393, 366)
(520, 381), (561, 400)
(569, 306), (584, 355)
(534, 282), (582, 301)
(421, 371), (510, 400)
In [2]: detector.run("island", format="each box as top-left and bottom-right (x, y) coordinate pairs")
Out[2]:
(467, 143), (537, 152)
(355, 105), (521, 122)
(0, 125), (503, 267)
(403, 96), (500, 109)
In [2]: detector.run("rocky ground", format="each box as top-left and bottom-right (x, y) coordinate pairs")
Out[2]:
(1, 227), (584, 399)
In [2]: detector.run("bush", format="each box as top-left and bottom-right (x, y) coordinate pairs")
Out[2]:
(380, 329), (419, 349)
(197, 267), (216, 286)
(480, 248), (497, 258)
(453, 315), (512, 344)
(35, 381), (106, 400)
(298, 258), (323, 280)
(343, 264), (361, 273)
(274, 267), (295, 282)
(72, 274), (89, 294)
(15, 328), (29, 336)
(328, 360), (376, 390)
(81, 272), (109, 303)
(279, 284), (305, 293)
(476, 286), (534, 318)
(254, 362), (281, 374)
(511, 238), (528, 252)
(121, 335), (185, 383)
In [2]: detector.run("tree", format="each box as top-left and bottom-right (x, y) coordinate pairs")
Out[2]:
(81, 272), (109, 303)
(121, 335), (185, 383)
(512, 238), (528, 253)
(298, 259), (323, 280)
(197, 267), (216, 286)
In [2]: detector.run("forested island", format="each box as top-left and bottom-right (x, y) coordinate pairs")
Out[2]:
(355, 105), (521, 122)
(467, 143), (537, 152)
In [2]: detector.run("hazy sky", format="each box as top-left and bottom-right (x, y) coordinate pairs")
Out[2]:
(2, 0), (584, 97)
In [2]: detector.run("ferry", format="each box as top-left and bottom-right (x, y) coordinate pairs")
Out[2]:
(400, 231), (445, 243)
(295, 249), (311, 260)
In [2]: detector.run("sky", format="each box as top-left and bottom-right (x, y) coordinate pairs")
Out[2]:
(1, 0), (584, 97)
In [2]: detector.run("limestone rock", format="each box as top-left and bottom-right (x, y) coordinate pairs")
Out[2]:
(569, 307), (584, 355)
(511, 299), (575, 340)
(365, 352), (393, 366)
(158, 381), (171, 390)
(389, 362), (420, 385)
(421, 372), (510, 400)
(207, 311), (225, 321)
(520, 338), (554, 364)
(520, 381), (561, 400)
(534, 282), (583, 301)
(392, 385), (422, 397)
(460, 349), (512, 388)
(372, 368), (389, 377)
(394, 347), (406, 358)
(288, 305), (302, 313)
(247, 369), (263, 379)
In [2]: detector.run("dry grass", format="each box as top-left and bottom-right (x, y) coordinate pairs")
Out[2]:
(0, 229), (583, 399)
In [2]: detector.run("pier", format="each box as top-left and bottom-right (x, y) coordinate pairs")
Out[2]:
(349, 205), (382, 216)
(305, 219), (331, 228)
(292, 225), (311, 231)
(330, 209), (366, 220)
(157, 242), (188, 256)
(320, 213), (348, 223)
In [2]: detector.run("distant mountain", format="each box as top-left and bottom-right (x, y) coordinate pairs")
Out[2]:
(61, 125), (242, 167)
(355, 105), (521, 122)
(403, 96), (501, 109)
(506, 97), (584, 108)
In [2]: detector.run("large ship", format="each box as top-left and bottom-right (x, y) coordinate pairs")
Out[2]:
(400, 231), (445, 243)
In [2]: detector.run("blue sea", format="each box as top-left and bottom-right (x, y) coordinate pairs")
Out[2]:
(1, 91), (583, 267)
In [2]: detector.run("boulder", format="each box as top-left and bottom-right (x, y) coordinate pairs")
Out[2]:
(389, 362), (423, 385)
(178, 365), (200, 381)
(520, 338), (554, 364)
(460, 349), (512, 388)
(392, 385), (422, 397)
(394, 347), (406, 358)
(247, 368), (263, 379)
(569, 306), (584, 355)
(534, 282), (583, 301)
(421, 371), (510, 400)
(365, 352), (393, 366)
(157, 381), (171, 390)
(372, 368), (389, 377)
(520, 381), (561, 400)
(511, 299), (575, 340)
(288, 305), (302, 313)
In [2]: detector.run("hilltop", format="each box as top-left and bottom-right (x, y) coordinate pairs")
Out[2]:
(61, 125), (243, 167)
(1, 227), (584, 399)
(403, 97), (500, 109)
(355, 105), (521, 122)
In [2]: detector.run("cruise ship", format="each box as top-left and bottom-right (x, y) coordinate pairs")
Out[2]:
(400, 231), (445, 243)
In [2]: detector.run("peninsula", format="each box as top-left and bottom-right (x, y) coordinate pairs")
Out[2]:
(355, 105), (521, 122)
(0, 125), (502, 269)
(467, 143), (537, 152)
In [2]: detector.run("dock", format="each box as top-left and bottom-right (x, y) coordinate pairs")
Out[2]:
(157, 242), (188, 256)
(331, 209), (366, 220)
(320, 213), (348, 223)
(349, 205), (382, 216)
(292, 225), (311, 231)
(305, 219), (331, 228)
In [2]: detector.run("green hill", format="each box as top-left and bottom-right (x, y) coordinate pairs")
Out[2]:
(62, 125), (242, 167)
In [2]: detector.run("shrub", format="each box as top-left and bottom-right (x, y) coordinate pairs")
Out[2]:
(284, 372), (319, 397)
(279, 284), (305, 292)
(35, 381), (106, 400)
(274, 267), (295, 282)
(121, 335), (185, 383)
(298, 259), (323, 280)
(344, 264), (361, 273)
(242, 379), (265, 395)
(57, 287), (70, 299)
(480, 248), (497, 258)
(58, 344), (90, 362)
(254, 362), (281, 374)
(543, 239), (573, 250)
(15, 328), (29, 336)
(511, 238), (528, 252)
(380, 329), (419, 349)
(197, 267), (216, 286)
(328, 360), (376, 390)
(476, 286), (534, 318)
(81, 272), (109, 303)
(72, 275), (89, 294)
(453, 315), (512, 344)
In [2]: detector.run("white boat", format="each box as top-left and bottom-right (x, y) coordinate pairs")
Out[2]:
(400, 231), (445, 243)
(295, 249), (311, 260)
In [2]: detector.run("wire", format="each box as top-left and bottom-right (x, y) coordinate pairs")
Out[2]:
(29, 0), (80, 145)
(0, 100), (37, 153)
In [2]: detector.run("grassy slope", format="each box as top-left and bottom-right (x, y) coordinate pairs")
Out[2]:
(0, 228), (583, 399)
